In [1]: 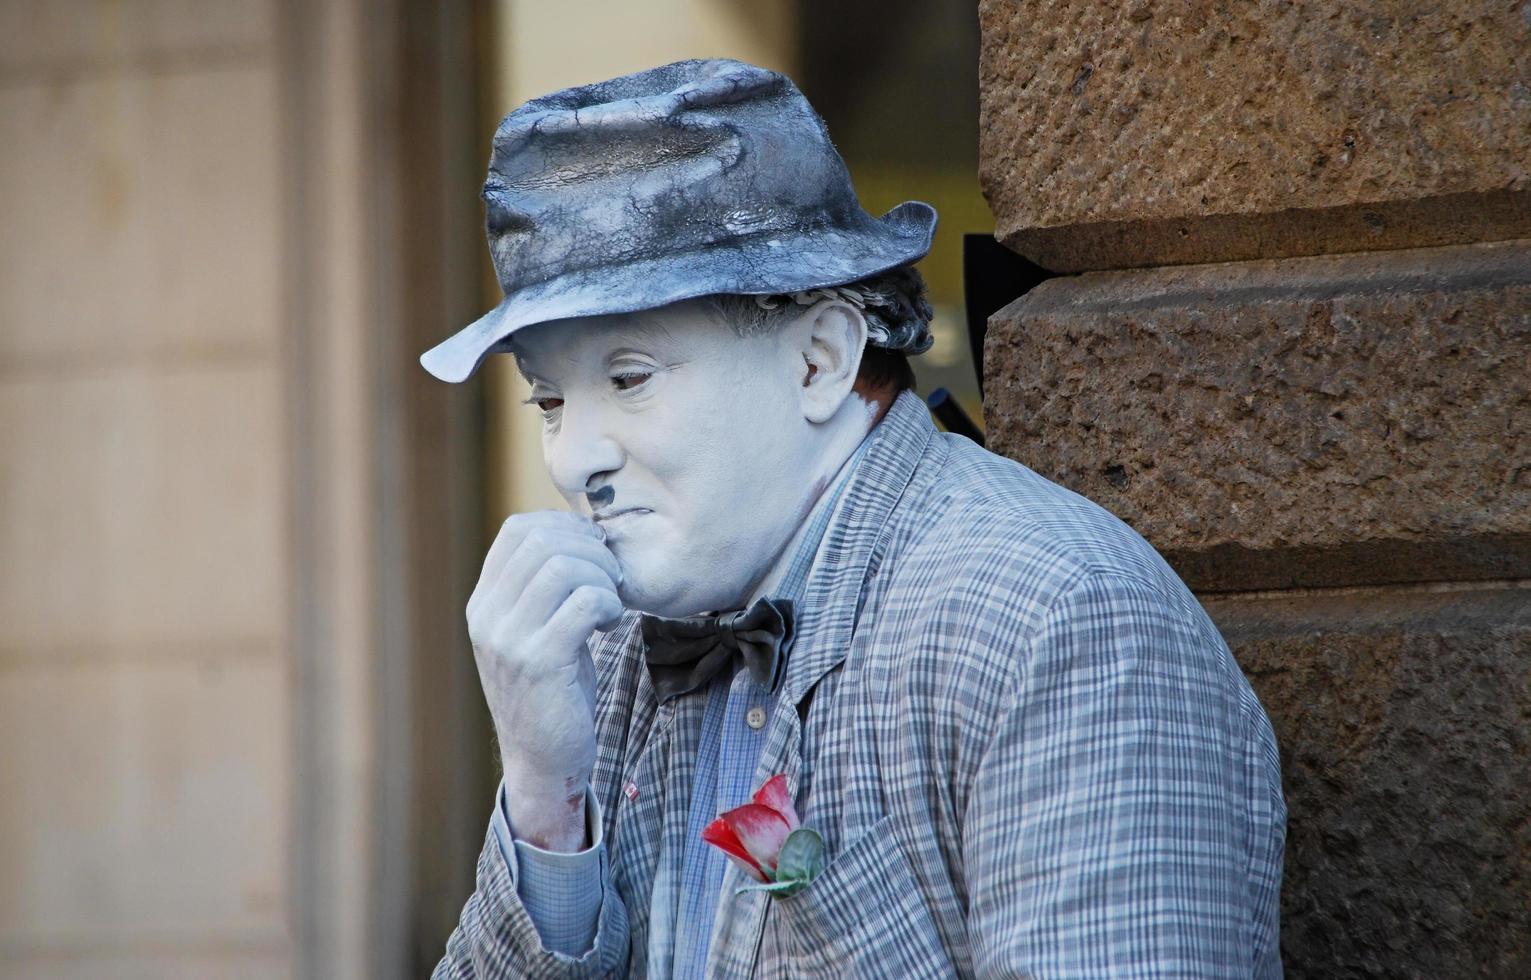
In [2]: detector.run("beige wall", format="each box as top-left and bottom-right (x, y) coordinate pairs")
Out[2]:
(0, 2), (295, 976)
(0, 0), (486, 976)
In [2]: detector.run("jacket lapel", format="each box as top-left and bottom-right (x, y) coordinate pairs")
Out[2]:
(705, 391), (938, 976)
(777, 390), (937, 717)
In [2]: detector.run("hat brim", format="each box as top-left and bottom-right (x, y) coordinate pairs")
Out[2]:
(420, 201), (937, 383)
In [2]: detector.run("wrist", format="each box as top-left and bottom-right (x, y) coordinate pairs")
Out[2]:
(502, 767), (589, 852)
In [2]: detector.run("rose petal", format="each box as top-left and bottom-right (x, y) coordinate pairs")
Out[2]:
(702, 817), (768, 882)
(721, 850), (772, 883)
(720, 802), (792, 871)
(751, 774), (800, 831)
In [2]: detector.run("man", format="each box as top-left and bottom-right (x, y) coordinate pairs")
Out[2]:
(425, 59), (1285, 978)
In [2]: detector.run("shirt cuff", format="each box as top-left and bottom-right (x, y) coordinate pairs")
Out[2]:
(490, 778), (606, 957)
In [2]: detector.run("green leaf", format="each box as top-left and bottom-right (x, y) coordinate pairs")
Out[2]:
(734, 878), (809, 898)
(773, 828), (825, 884)
(731, 829), (825, 900)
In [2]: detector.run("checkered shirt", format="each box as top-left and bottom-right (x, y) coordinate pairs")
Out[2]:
(435, 390), (1286, 978)
(487, 436), (865, 971)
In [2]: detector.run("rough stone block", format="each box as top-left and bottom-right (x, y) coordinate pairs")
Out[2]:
(978, 0), (1531, 271)
(1208, 585), (1531, 979)
(984, 240), (1531, 591)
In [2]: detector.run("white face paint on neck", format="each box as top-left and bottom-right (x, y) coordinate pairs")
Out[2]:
(511, 298), (878, 617)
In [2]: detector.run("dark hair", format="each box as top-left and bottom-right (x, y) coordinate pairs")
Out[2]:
(856, 345), (917, 393)
(705, 265), (931, 395)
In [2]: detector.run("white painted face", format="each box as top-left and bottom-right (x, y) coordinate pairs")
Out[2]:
(511, 298), (872, 617)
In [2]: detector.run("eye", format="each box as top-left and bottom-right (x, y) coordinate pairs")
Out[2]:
(534, 396), (564, 412)
(611, 371), (652, 392)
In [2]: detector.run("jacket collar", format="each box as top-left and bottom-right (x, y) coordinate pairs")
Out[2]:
(777, 388), (938, 708)
(705, 389), (941, 967)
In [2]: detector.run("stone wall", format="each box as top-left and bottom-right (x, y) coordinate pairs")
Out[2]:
(979, 1), (1531, 271)
(978, 1), (1530, 975)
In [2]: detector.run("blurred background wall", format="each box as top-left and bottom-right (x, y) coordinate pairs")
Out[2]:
(0, 0), (495, 976)
(0, 1), (988, 976)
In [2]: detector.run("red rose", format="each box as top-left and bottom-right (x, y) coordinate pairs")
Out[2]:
(702, 774), (824, 897)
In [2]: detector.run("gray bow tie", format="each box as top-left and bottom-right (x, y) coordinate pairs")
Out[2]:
(640, 598), (795, 703)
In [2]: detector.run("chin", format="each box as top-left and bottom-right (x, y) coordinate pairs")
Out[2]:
(614, 553), (751, 618)
(618, 577), (738, 618)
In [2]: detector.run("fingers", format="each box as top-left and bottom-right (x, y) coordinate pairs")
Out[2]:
(469, 512), (614, 619)
(508, 556), (620, 637)
(486, 531), (621, 617)
(540, 585), (625, 652)
(478, 511), (603, 592)
(467, 509), (628, 685)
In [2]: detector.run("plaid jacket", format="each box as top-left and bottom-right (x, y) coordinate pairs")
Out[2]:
(436, 391), (1285, 978)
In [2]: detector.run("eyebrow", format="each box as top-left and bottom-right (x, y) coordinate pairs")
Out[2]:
(510, 310), (682, 385)
(623, 308), (679, 343)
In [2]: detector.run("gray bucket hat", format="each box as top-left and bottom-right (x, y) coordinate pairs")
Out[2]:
(420, 58), (938, 382)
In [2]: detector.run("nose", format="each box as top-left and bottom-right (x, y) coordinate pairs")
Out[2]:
(544, 400), (624, 498)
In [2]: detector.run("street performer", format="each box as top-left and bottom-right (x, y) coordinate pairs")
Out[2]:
(423, 58), (1285, 978)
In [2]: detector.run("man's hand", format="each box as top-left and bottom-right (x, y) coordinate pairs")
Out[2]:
(467, 511), (625, 851)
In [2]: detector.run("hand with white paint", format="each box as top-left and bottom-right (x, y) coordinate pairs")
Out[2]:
(466, 510), (625, 852)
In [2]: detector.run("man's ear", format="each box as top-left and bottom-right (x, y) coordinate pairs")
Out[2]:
(796, 300), (868, 424)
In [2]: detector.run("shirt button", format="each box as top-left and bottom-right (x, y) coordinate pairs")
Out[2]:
(746, 706), (767, 730)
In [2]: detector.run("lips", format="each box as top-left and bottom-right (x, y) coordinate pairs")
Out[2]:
(592, 507), (652, 525)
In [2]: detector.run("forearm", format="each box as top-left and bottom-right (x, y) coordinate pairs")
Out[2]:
(501, 763), (590, 853)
